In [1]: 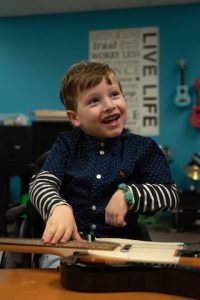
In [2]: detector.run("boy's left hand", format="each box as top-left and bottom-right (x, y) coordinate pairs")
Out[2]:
(105, 189), (128, 227)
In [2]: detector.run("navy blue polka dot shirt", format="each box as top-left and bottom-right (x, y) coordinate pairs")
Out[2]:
(29, 128), (179, 240)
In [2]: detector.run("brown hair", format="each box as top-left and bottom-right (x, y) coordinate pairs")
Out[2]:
(60, 61), (122, 110)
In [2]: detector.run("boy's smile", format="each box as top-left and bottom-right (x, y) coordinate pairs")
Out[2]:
(67, 77), (127, 140)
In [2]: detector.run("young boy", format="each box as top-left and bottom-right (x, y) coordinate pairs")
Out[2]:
(29, 61), (179, 267)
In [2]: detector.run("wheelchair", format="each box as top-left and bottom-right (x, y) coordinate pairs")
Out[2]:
(0, 151), (151, 268)
(0, 152), (48, 268)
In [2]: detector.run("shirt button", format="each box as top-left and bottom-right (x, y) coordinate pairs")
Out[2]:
(96, 174), (101, 179)
(91, 224), (96, 229)
(92, 205), (96, 211)
(100, 150), (105, 155)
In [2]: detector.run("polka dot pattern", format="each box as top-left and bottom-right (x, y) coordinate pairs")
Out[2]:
(38, 128), (175, 238)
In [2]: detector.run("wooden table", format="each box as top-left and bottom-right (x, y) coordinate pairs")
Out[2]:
(0, 269), (189, 300)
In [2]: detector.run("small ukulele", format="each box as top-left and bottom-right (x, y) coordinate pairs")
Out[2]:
(191, 78), (200, 128)
(174, 59), (191, 107)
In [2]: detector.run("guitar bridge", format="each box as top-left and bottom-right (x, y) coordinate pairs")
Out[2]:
(120, 244), (132, 252)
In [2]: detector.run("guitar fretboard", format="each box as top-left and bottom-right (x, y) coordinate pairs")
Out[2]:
(0, 237), (118, 251)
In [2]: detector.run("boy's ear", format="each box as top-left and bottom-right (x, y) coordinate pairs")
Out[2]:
(66, 110), (80, 127)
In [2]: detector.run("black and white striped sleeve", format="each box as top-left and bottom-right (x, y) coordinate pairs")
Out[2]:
(29, 170), (70, 221)
(129, 183), (179, 214)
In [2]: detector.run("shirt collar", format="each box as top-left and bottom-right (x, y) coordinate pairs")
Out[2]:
(82, 131), (121, 155)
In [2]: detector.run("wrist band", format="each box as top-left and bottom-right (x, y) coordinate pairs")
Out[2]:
(118, 183), (134, 210)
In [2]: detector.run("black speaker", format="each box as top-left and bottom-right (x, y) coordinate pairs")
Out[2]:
(32, 120), (72, 161)
(172, 190), (200, 231)
(0, 126), (32, 164)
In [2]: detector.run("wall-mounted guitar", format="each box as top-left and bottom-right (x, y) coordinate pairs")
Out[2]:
(191, 78), (200, 128)
(174, 59), (191, 107)
(0, 237), (200, 298)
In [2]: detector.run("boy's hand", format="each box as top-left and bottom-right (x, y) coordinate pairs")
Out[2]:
(105, 189), (128, 227)
(42, 205), (83, 244)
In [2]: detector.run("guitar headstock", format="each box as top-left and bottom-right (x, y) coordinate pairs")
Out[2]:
(177, 59), (186, 70)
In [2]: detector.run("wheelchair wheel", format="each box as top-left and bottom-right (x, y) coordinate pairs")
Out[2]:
(0, 251), (17, 268)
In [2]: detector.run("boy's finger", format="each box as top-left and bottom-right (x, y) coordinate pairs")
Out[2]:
(72, 228), (84, 241)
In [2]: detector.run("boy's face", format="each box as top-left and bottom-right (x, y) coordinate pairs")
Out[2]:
(66, 76), (127, 140)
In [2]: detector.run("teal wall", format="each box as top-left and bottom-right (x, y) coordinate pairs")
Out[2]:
(1, 3), (200, 190)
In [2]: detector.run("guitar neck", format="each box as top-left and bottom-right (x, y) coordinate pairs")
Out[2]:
(179, 256), (200, 268)
(194, 78), (200, 106)
(180, 67), (185, 85)
(0, 237), (118, 257)
(178, 60), (186, 85)
(1, 237), (200, 269)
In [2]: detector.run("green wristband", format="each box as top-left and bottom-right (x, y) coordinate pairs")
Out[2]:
(118, 183), (134, 210)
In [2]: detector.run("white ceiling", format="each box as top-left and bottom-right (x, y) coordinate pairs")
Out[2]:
(0, 0), (199, 18)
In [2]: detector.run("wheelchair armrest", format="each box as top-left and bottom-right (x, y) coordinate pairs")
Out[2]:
(5, 204), (27, 223)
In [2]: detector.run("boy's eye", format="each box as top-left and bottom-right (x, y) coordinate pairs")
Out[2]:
(111, 91), (120, 98)
(88, 97), (100, 105)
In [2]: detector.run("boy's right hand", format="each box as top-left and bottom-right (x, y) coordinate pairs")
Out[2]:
(42, 205), (83, 244)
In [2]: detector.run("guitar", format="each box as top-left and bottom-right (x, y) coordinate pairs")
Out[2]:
(191, 78), (200, 128)
(0, 237), (200, 298)
(174, 59), (191, 107)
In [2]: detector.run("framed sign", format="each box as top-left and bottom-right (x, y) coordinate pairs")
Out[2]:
(89, 27), (159, 136)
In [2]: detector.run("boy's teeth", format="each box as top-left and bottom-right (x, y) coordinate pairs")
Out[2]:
(106, 116), (115, 121)
(104, 115), (118, 122)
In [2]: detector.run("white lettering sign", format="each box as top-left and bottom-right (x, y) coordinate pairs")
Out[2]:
(89, 27), (159, 136)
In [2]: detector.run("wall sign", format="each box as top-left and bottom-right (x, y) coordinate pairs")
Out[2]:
(89, 27), (159, 136)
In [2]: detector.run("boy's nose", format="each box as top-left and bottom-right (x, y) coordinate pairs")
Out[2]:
(103, 98), (116, 111)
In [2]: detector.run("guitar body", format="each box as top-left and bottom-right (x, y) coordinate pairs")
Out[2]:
(175, 85), (191, 107)
(191, 106), (200, 128)
(60, 254), (200, 298)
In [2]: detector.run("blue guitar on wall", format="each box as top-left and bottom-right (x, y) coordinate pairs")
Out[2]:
(174, 59), (191, 107)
